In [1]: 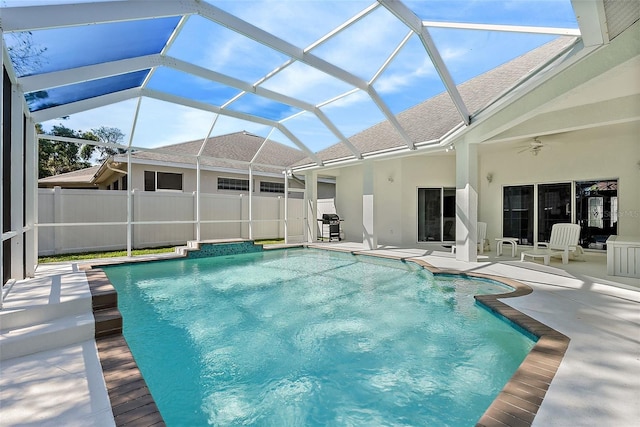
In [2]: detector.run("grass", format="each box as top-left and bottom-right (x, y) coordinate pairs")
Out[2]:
(254, 238), (286, 245)
(38, 247), (176, 263)
(38, 239), (287, 263)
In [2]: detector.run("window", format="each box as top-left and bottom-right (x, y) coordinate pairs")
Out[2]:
(417, 187), (455, 242)
(157, 172), (182, 191)
(122, 175), (127, 191)
(144, 171), (155, 191)
(144, 171), (183, 191)
(218, 177), (249, 191)
(112, 180), (119, 190)
(260, 181), (284, 194)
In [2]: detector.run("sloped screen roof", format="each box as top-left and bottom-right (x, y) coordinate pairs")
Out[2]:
(2, 0), (581, 168)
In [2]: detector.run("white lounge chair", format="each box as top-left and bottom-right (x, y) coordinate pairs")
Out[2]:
(520, 223), (584, 265)
(451, 222), (487, 254)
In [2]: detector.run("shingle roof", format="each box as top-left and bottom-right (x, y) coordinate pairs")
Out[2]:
(38, 165), (100, 185)
(123, 131), (307, 173)
(293, 36), (577, 167)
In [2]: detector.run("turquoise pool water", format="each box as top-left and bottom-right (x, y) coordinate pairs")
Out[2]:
(103, 248), (534, 426)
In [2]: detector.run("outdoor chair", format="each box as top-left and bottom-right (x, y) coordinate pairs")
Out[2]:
(520, 223), (584, 265)
(451, 222), (487, 254)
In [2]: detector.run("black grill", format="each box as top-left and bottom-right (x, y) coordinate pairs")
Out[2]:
(320, 214), (341, 241)
(322, 213), (340, 225)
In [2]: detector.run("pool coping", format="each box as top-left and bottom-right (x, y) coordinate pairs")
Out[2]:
(84, 245), (569, 427)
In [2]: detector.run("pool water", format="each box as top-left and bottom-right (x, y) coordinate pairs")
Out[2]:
(103, 248), (534, 426)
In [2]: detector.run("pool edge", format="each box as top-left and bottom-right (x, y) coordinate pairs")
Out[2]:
(84, 248), (570, 427)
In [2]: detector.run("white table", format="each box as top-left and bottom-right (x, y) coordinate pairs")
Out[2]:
(495, 237), (518, 257)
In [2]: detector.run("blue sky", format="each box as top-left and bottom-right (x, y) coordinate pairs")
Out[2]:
(3, 0), (578, 155)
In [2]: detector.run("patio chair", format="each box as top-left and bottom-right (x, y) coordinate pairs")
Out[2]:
(520, 223), (584, 265)
(451, 222), (487, 254)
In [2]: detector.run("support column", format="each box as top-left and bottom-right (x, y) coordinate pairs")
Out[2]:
(362, 161), (377, 250)
(284, 170), (289, 244)
(304, 171), (317, 242)
(455, 140), (478, 262)
(196, 157), (201, 241)
(1, 31), (5, 285)
(24, 119), (36, 277)
(10, 85), (24, 279)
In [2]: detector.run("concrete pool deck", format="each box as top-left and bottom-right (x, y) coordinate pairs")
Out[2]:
(1, 244), (638, 426)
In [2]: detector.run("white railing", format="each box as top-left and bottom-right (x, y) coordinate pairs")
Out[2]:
(37, 188), (306, 255)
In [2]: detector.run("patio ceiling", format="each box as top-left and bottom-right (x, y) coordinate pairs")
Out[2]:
(2, 0), (606, 168)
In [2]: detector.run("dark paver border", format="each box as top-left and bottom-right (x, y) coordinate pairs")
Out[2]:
(83, 245), (569, 427)
(83, 266), (165, 427)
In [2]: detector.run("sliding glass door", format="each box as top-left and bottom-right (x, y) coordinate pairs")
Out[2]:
(502, 180), (618, 250)
(418, 188), (455, 242)
(537, 182), (572, 243)
(576, 180), (618, 249)
(503, 185), (534, 245)
(418, 188), (441, 242)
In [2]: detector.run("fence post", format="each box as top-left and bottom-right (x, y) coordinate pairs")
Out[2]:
(131, 189), (136, 249)
(193, 191), (198, 242)
(53, 186), (62, 255)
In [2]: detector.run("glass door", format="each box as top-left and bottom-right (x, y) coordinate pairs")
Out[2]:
(537, 182), (572, 243)
(418, 188), (456, 242)
(575, 180), (618, 249)
(503, 185), (534, 245)
(442, 188), (456, 241)
(418, 188), (441, 242)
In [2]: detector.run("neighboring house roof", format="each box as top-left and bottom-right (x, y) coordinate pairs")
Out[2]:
(116, 131), (307, 174)
(38, 165), (100, 187)
(40, 131), (308, 187)
(293, 37), (577, 167)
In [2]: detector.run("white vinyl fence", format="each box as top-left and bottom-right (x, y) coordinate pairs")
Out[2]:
(38, 188), (306, 255)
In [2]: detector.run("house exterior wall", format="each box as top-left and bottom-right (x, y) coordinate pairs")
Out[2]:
(124, 163), (307, 196)
(335, 155), (456, 247)
(333, 123), (638, 248)
(478, 124), (640, 242)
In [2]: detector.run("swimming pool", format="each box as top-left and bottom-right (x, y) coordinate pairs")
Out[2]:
(103, 248), (535, 426)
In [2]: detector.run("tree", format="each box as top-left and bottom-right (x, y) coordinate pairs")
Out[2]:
(38, 124), (98, 178)
(80, 126), (127, 163)
(5, 31), (47, 77)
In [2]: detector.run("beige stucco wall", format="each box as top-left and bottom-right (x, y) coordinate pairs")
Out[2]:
(335, 154), (456, 246)
(334, 122), (639, 247)
(478, 123), (640, 241)
(117, 164), (306, 197)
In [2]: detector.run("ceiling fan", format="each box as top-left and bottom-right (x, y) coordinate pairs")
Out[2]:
(517, 137), (548, 156)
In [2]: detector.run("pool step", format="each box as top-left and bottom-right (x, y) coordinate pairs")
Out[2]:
(176, 239), (264, 258)
(0, 312), (95, 361)
(85, 269), (123, 339)
(94, 307), (123, 338)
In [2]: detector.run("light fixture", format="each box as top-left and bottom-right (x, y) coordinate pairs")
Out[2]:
(486, 173), (493, 183)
